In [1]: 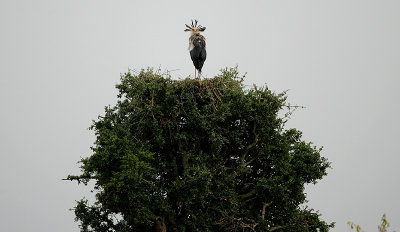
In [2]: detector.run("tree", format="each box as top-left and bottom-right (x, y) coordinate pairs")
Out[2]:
(67, 68), (333, 232)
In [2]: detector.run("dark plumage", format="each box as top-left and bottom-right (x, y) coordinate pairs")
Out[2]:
(190, 38), (207, 73)
(185, 20), (207, 79)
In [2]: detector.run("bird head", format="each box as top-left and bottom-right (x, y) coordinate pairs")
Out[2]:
(184, 20), (206, 34)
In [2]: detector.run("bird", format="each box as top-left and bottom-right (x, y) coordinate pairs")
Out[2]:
(184, 20), (206, 79)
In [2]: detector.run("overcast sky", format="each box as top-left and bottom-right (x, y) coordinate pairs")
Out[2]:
(1, 0), (399, 231)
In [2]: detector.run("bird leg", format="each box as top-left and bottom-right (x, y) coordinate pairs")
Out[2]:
(194, 68), (197, 79)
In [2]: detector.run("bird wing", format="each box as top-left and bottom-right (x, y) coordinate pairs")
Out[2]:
(193, 39), (206, 59)
(200, 40), (207, 61)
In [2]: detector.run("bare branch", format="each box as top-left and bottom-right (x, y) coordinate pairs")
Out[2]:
(239, 189), (257, 200)
(270, 225), (286, 231)
(261, 201), (273, 220)
(62, 175), (98, 184)
(244, 157), (256, 167)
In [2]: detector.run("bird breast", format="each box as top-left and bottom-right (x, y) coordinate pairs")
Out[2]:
(188, 34), (206, 51)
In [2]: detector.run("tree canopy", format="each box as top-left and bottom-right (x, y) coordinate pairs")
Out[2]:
(68, 68), (333, 232)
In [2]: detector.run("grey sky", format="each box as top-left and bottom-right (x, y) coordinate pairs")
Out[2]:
(1, 0), (399, 231)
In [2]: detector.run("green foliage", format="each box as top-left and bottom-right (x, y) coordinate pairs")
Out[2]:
(348, 214), (396, 232)
(69, 67), (333, 231)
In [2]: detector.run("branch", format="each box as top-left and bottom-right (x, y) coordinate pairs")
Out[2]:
(216, 215), (258, 231)
(242, 122), (258, 159)
(166, 149), (179, 178)
(244, 157), (256, 167)
(239, 189), (257, 200)
(282, 103), (305, 120)
(182, 152), (189, 171)
(178, 140), (188, 171)
(261, 201), (273, 220)
(270, 225), (286, 231)
(62, 174), (98, 184)
(211, 87), (221, 102)
(151, 90), (156, 120)
(171, 156), (179, 178)
(155, 216), (167, 232)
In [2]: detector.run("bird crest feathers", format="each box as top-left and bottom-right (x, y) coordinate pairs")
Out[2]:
(184, 19), (206, 32)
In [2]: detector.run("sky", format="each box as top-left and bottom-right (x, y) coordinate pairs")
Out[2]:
(1, 0), (399, 231)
